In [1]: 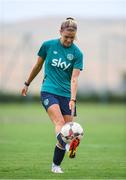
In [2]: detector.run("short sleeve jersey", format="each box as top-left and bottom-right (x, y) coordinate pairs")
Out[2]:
(38, 39), (83, 97)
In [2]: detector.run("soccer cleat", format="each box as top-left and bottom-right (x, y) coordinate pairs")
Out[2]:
(68, 138), (80, 158)
(51, 163), (63, 173)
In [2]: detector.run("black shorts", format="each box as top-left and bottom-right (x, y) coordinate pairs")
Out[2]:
(41, 91), (76, 116)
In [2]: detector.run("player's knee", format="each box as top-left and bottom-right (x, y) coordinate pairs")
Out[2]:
(54, 118), (65, 133)
(56, 119), (65, 127)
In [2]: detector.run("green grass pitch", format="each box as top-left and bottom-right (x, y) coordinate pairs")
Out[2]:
(0, 102), (125, 179)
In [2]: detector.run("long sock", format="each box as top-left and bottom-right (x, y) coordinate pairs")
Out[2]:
(53, 145), (66, 166)
(56, 133), (66, 149)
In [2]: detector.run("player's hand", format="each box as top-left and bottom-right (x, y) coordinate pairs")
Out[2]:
(21, 85), (28, 96)
(69, 100), (75, 115)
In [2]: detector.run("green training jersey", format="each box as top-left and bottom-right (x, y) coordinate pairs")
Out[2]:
(38, 39), (83, 97)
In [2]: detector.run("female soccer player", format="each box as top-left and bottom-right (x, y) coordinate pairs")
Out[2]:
(21, 17), (83, 173)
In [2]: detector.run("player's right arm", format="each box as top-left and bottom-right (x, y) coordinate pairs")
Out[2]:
(21, 56), (44, 96)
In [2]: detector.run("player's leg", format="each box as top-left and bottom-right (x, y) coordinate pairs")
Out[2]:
(41, 92), (66, 173)
(47, 104), (66, 173)
(47, 104), (65, 133)
(47, 104), (67, 148)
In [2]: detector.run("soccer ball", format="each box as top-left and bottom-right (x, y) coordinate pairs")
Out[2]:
(60, 122), (84, 144)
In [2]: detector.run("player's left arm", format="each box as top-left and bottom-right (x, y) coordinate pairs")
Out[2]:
(69, 69), (80, 110)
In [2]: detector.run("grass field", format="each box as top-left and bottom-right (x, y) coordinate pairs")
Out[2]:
(0, 102), (126, 179)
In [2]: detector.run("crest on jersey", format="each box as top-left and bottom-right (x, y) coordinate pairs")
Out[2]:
(67, 54), (74, 61)
(44, 99), (49, 106)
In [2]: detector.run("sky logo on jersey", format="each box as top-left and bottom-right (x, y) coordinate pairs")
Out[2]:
(51, 58), (71, 70)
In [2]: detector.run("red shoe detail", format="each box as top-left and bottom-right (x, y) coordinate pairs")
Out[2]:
(69, 138), (80, 158)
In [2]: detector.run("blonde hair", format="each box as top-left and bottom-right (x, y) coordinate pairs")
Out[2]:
(60, 17), (77, 31)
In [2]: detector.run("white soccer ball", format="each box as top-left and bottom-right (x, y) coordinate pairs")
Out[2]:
(60, 122), (84, 144)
